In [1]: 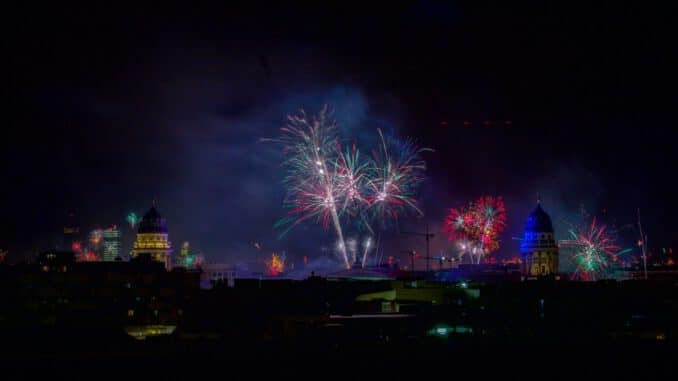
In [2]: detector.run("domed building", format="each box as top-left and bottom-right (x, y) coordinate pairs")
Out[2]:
(131, 203), (173, 270)
(520, 199), (559, 277)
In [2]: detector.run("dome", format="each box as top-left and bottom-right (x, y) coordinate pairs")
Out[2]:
(137, 206), (168, 234)
(524, 203), (554, 233)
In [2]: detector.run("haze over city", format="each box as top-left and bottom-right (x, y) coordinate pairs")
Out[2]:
(2, 3), (676, 379)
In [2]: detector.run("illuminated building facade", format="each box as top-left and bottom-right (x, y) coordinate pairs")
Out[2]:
(103, 225), (121, 262)
(131, 205), (173, 270)
(520, 200), (559, 277)
(199, 263), (236, 289)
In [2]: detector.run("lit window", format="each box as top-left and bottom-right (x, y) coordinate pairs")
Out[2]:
(127, 309), (134, 317)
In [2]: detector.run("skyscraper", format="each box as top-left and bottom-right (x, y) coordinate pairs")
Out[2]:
(103, 225), (121, 262)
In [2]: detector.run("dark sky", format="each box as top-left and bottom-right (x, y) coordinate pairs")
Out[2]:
(4, 2), (676, 268)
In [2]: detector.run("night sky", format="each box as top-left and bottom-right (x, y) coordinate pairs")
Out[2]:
(4, 3), (676, 269)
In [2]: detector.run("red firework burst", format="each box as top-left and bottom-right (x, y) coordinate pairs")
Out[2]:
(442, 196), (507, 260)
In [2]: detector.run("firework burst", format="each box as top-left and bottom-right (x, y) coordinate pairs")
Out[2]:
(366, 129), (431, 225)
(269, 105), (350, 268)
(474, 196), (507, 253)
(334, 143), (374, 234)
(443, 196), (507, 264)
(561, 216), (631, 280)
(266, 252), (286, 276)
(126, 212), (139, 229)
(267, 106), (431, 269)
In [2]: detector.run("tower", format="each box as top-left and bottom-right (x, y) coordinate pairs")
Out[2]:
(63, 211), (81, 252)
(131, 204), (173, 270)
(520, 199), (559, 277)
(103, 225), (121, 262)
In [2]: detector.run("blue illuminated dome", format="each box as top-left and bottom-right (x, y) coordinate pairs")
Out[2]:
(520, 200), (559, 277)
(137, 206), (168, 234)
(524, 203), (554, 233)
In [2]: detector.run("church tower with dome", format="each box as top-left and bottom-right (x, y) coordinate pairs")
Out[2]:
(131, 202), (173, 270)
(520, 197), (559, 277)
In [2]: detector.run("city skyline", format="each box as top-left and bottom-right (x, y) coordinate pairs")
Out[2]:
(2, 4), (676, 378)
(4, 3), (675, 268)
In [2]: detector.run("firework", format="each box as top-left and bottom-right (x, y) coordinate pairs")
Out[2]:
(346, 237), (359, 264)
(366, 129), (431, 224)
(561, 216), (631, 280)
(126, 212), (139, 229)
(335, 144), (371, 216)
(361, 236), (374, 268)
(443, 196), (507, 264)
(269, 105), (351, 268)
(82, 251), (100, 262)
(71, 241), (82, 253)
(89, 229), (103, 247)
(267, 106), (431, 269)
(473, 196), (507, 253)
(266, 252), (286, 276)
(453, 238), (482, 264)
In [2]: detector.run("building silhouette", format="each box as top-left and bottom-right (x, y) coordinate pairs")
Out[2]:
(131, 204), (173, 270)
(520, 199), (559, 277)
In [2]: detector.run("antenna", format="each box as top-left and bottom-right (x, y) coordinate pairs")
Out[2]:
(400, 223), (435, 271)
(637, 208), (648, 280)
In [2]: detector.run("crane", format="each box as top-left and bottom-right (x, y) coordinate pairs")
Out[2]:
(400, 224), (435, 271)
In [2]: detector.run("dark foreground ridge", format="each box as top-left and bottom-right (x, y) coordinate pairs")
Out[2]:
(4, 336), (674, 380)
(1, 258), (676, 379)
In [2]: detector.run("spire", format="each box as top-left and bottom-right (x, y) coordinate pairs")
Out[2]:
(152, 197), (157, 207)
(537, 193), (541, 205)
